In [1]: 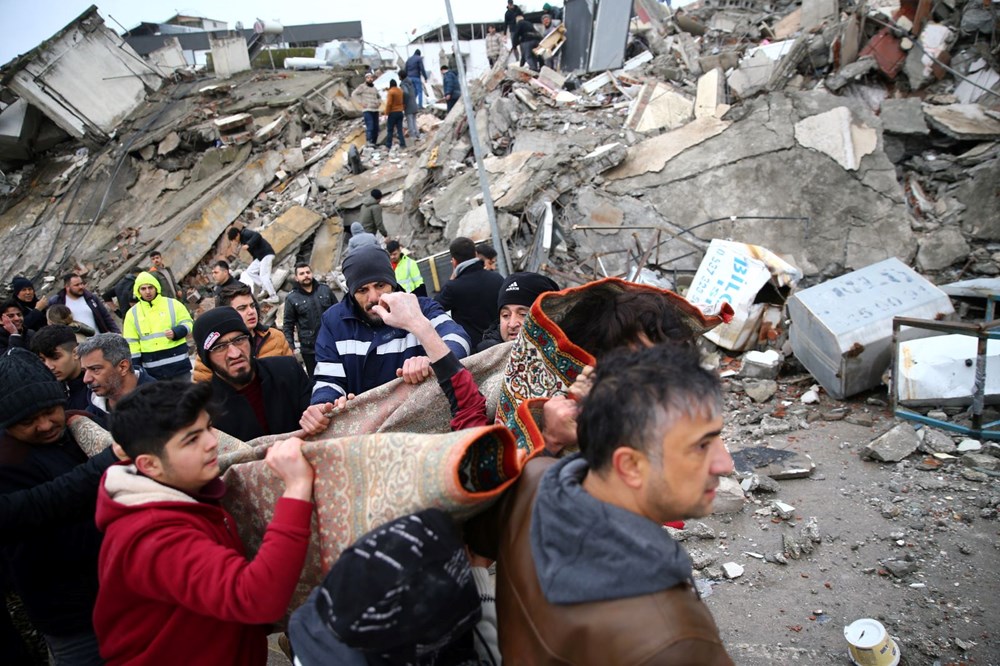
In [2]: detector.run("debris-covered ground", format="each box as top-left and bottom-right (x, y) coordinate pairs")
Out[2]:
(2, 0), (999, 664)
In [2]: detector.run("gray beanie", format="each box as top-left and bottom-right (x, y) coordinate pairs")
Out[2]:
(342, 245), (397, 294)
(0, 348), (67, 430)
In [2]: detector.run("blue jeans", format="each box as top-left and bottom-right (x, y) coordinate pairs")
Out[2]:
(44, 629), (103, 665)
(362, 111), (379, 145)
(413, 78), (424, 108)
(385, 111), (405, 149)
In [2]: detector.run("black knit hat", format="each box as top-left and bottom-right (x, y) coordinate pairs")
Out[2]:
(288, 509), (481, 665)
(0, 348), (67, 430)
(498, 272), (559, 311)
(11, 276), (33, 294)
(192, 307), (250, 364)
(342, 245), (397, 294)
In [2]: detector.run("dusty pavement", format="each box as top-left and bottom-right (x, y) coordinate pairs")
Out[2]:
(700, 382), (1000, 666)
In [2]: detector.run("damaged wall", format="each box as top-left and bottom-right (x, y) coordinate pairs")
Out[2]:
(2, 7), (163, 141)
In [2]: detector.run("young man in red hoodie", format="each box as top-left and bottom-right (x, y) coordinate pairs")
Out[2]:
(93, 381), (315, 665)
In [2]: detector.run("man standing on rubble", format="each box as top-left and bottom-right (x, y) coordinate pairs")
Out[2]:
(512, 14), (543, 70)
(351, 72), (382, 147)
(310, 245), (470, 404)
(359, 188), (389, 238)
(384, 79), (406, 151)
(405, 49), (429, 108)
(486, 25), (506, 67)
(283, 262), (337, 376)
(441, 64), (461, 112)
(226, 222), (280, 304)
(504, 1), (523, 37)
(398, 70), (422, 142)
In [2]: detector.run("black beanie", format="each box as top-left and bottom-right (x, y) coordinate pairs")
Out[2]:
(498, 272), (559, 311)
(11, 276), (33, 294)
(192, 307), (250, 364)
(0, 348), (67, 430)
(342, 245), (397, 294)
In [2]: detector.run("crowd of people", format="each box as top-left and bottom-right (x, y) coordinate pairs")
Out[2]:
(2, 9), (738, 654)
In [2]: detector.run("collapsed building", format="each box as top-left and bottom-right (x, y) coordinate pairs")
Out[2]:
(1, 1), (999, 662)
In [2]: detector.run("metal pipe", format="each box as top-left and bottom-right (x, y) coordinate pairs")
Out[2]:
(443, 0), (510, 277)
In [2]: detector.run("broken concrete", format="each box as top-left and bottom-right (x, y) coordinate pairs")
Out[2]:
(916, 226), (972, 271)
(880, 97), (931, 135)
(793, 107), (878, 171)
(862, 423), (921, 462)
(924, 103), (1000, 141)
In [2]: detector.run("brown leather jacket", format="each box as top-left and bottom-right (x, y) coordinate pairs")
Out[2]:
(467, 457), (734, 666)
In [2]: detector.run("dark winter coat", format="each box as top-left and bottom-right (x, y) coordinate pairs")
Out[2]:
(282, 282), (336, 355)
(209, 356), (312, 440)
(435, 260), (504, 348)
(48, 288), (120, 334)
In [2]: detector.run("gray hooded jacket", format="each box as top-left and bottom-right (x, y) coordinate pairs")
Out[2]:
(530, 454), (695, 604)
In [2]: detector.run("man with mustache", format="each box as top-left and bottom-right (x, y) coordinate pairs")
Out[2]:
(308, 245), (470, 415)
(467, 343), (736, 665)
(192, 308), (325, 441)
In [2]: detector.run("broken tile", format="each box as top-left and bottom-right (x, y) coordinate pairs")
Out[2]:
(794, 106), (877, 171)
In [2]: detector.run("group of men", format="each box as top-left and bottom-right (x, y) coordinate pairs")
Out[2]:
(2, 211), (738, 663)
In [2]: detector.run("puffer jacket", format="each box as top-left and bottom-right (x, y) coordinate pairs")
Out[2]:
(122, 272), (193, 380)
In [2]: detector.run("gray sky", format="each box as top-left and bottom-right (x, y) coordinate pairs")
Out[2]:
(0, 0), (510, 65)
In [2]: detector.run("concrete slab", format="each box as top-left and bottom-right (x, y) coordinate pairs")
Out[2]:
(695, 68), (725, 119)
(801, 0), (838, 31)
(772, 8), (802, 39)
(924, 103), (1000, 140)
(606, 116), (731, 180)
(727, 50), (774, 99)
(444, 205), (518, 242)
(265, 205), (324, 263)
(794, 106), (877, 171)
(309, 216), (345, 274)
(625, 82), (694, 132)
(880, 97), (930, 135)
(160, 150), (284, 282)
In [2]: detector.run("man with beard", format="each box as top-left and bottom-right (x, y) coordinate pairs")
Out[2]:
(351, 72), (382, 147)
(309, 245), (470, 409)
(192, 284), (293, 383)
(47, 273), (120, 334)
(192, 308), (327, 440)
(0, 299), (35, 352)
(77, 333), (156, 425)
(283, 262), (336, 376)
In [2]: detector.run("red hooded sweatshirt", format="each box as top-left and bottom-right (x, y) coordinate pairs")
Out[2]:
(93, 464), (312, 665)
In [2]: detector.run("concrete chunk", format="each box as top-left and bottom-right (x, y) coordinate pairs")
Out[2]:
(794, 106), (877, 171)
(263, 205), (324, 263)
(695, 68), (725, 119)
(862, 423), (921, 462)
(924, 103), (1000, 140)
(624, 82), (694, 132)
(801, 0), (838, 30)
(157, 131), (181, 156)
(916, 227), (971, 271)
(880, 98), (930, 135)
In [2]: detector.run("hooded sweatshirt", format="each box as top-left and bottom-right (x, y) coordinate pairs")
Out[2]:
(122, 272), (193, 379)
(530, 455), (694, 604)
(346, 221), (379, 256)
(93, 464), (313, 666)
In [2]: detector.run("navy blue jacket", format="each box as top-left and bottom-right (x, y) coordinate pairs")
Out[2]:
(311, 294), (471, 403)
